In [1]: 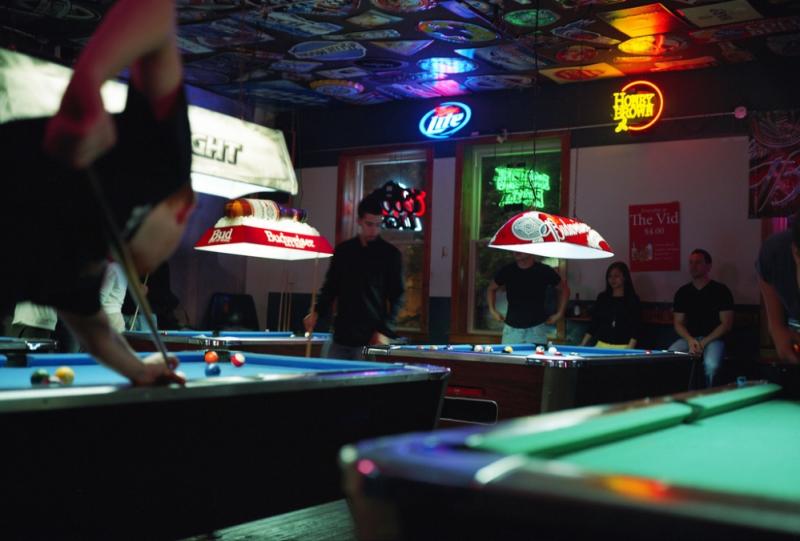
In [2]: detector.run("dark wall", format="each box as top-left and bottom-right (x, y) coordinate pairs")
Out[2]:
(283, 62), (800, 168)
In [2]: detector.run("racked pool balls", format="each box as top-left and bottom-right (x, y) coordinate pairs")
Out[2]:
(230, 352), (246, 367)
(205, 363), (221, 377)
(30, 368), (50, 385)
(204, 350), (219, 364)
(54, 366), (75, 385)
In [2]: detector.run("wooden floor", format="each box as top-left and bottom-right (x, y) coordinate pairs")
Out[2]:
(181, 500), (357, 541)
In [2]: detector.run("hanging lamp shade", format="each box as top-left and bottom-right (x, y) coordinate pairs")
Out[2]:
(195, 199), (333, 261)
(489, 211), (614, 259)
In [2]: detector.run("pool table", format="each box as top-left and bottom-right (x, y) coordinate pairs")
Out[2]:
(0, 335), (58, 366)
(0, 351), (447, 540)
(124, 330), (331, 357)
(364, 344), (695, 424)
(342, 382), (800, 541)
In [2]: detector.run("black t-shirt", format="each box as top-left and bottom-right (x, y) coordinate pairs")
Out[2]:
(494, 261), (561, 328)
(0, 84), (192, 316)
(756, 230), (800, 322)
(316, 236), (405, 347)
(673, 280), (734, 337)
(588, 292), (642, 345)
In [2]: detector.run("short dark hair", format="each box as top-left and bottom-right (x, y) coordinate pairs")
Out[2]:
(357, 195), (382, 218)
(691, 248), (712, 264)
(792, 212), (800, 248)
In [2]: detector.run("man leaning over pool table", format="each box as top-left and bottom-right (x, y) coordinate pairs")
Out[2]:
(0, 0), (193, 385)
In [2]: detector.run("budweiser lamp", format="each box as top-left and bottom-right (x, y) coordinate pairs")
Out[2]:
(194, 199), (333, 261)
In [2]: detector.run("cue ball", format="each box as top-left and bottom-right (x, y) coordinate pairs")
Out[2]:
(205, 363), (221, 377)
(30, 368), (50, 385)
(204, 350), (219, 363)
(503, 346), (514, 353)
(54, 366), (75, 385)
(473, 345), (483, 352)
(231, 352), (246, 367)
(547, 346), (558, 354)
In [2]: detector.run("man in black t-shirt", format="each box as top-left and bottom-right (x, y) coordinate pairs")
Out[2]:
(671, 249), (734, 387)
(303, 195), (405, 360)
(0, 0), (195, 385)
(488, 252), (569, 344)
(757, 214), (800, 363)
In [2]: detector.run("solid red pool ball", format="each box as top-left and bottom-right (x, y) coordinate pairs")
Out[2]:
(231, 352), (246, 367)
(204, 350), (219, 364)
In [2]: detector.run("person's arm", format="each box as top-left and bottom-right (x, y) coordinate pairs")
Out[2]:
(58, 308), (182, 385)
(304, 253), (340, 333)
(545, 277), (570, 325)
(44, 0), (181, 168)
(487, 280), (505, 322)
(699, 310), (734, 348)
(759, 277), (800, 363)
(673, 312), (702, 354)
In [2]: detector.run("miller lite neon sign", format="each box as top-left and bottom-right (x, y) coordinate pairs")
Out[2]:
(612, 80), (664, 133)
(419, 102), (472, 139)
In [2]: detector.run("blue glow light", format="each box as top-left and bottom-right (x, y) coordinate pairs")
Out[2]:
(417, 57), (478, 74)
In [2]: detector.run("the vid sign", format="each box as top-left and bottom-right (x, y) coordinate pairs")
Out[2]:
(419, 102), (472, 139)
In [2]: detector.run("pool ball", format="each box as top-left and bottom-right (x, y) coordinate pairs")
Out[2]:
(547, 346), (559, 354)
(30, 369), (50, 385)
(54, 366), (75, 385)
(473, 345), (484, 352)
(204, 350), (219, 364)
(205, 363), (221, 377)
(793, 343), (800, 354)
(535, 346), (545, 354)
(503, 346), (514, 353)
(230, 352), (246, 367)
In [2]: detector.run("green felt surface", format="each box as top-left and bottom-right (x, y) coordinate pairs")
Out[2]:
(563, 397), (800, 503)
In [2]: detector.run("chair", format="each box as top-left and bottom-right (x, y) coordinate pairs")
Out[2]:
(203, 293), (260, 331)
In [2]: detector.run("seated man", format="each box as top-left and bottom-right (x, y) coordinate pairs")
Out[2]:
(0, 0), (194, 385)
(670, 249), (734, 387)
(757, 215), (800, 363)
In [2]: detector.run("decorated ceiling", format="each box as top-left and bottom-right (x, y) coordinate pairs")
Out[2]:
(1, 0), (798, 110)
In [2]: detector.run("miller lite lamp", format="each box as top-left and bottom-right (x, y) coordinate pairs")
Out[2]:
(195, 199), (333, 354)
(489, 211), (614, 259)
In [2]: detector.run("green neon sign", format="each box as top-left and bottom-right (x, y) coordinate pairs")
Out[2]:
(492, 166), (551, 208)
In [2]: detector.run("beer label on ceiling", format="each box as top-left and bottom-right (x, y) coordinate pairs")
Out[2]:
(177, 19), (273, 54)
(552, 0), (626, 8)
(650, 56), (717, 72)
(290, 41), (367, 61)
(464, 74), (534, 90)
(379, 80), (469, 99)
(599, 3), (689, 38)
(504, 9), (560, 28)
(233, 12), (342, 37)
(355, 58), (408, 70)
(370, 0), (437, 13)
(269, 0), (359, 17)
(456, 44), (550, 71)
(324, 29), (401, 40)
(539, 62), (624, 83)
(317, 66), (370, 78)
(440, 0), (482, 18)
(370, 70), (444, 84)
(217, 80), (330, 105)
(618, 34), (687, 55)
(689, 15), (800, 43)
(346, 9), (402, 27)
(310, 79), (365, 96)
(418, 20), (499, 43)
(678, 0), (763, 28)
(336, 91), (393, 105)
(555, 44), (598, 63)
(370, 40), (434, 56)
(767, 33), (800, 56)
(551, 19), (621, 45)
(271, 59), (324, 72)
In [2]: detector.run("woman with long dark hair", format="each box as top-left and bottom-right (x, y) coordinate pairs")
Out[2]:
(580, 261), (642, 349)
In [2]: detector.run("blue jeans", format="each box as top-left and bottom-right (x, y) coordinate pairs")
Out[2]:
(321, 340), (365, 361)
(669, 337), (724, 388)
(502, 323), (556, 345)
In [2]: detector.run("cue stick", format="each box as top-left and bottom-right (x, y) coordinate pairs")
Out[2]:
(305, 255), (320, 358)
(85, 167), (172, 366)
(128, 273), (150, 331)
